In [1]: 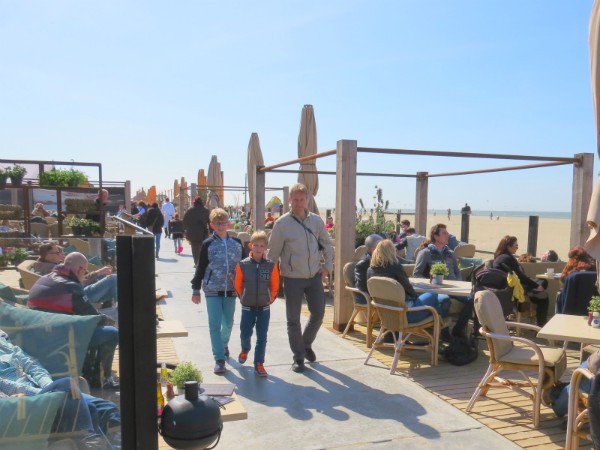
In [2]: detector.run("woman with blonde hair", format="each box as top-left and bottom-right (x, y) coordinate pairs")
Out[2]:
(367, 239), (450, 323)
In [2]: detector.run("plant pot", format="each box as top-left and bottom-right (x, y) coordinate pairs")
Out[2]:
(9, 175), (23, 187)
(0, 175), (7, 189)
(72, 225), (83, 236)
(432, 274), (444, 285)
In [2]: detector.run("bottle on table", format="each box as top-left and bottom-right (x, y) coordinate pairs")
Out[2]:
(156, 374), (165, 417)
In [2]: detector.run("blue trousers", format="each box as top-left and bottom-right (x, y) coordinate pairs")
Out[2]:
(154, 232), (162, 255)
(552, 361), (591, 417)
(88, 325), (119, 380)
(41, 377), (120, 447)
(205, 296), (236, 362)
(240, 305), (270, 364)
(406, 292), (451, 323)
(84, 274), (118, 304)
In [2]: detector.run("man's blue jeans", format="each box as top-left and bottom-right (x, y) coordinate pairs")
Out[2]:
(205, 296), (236, 362)
(406, 292), (451, 323)
(84, 274), (117, 304)
(154, 232), (162, 255)
(552, 361), (591, 417)
(88, 325), (119, 380)
(240, 305), (270, 364)
(41, 377), (120, 446)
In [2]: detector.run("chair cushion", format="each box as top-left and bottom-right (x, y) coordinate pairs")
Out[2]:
(0, 302), (101, 379)
(0, 283), (18, 304)
(459, 257), (483, 268)
(499, 345), (566, 367)
(0, 391), (66, 450)
(474, 290), (512, 358)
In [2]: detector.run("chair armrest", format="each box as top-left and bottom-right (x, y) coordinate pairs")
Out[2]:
(345, 286), (371, 302)
(482, 329), (549, 367)
(506, 321), (542, 333)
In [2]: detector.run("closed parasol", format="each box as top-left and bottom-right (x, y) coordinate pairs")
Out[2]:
(207, 155), (221, 208)
(297, 104), (319, 214)
(247, 132), (264, 214)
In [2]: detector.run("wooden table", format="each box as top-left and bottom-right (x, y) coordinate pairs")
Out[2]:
(409, 278), (472, 296)
(171, 383), (247, 422)
(156, 320), (188, 338)
(537, 314), (600, 345)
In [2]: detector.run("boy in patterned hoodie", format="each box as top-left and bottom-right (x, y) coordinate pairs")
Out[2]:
(234, 231), (279, 377)
(191, 208), (245, 374)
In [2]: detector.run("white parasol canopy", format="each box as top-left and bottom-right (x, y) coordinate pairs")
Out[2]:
(297, 105), (319, 214)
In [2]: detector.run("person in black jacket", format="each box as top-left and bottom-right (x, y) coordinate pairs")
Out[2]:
(183, 196), (210, 266)
(146, 202), (165, 259)
(492, 235), (548, 326)
(367, 240), (450, 323)
(354, 234), (383, 303)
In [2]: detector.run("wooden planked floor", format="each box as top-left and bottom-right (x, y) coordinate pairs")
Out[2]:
(316, 303), (593, 450)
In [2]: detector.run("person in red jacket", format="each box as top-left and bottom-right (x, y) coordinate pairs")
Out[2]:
(234, 231), (279, 377)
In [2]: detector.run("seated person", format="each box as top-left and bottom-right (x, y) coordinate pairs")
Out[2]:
(398, 220), (410, 239)
(31, 203), (50, 223)
(492, 235), (548, 326)
(325, 216), (334, 230)
(27, 252), (119, 389)
(264, 212), (275, 224)
(561, 245), (596, 282)
(414, 224), (473, 337)
(32, 242), (117, 307)
(517, 252), (536, 263)
(541, 249), (560, 262)
(0, 329), (120, 448)
(354, 234), (384, 304)
(545, 349), (600, 419)
(367, 239), (450, 323)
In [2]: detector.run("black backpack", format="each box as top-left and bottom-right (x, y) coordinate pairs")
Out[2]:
(471, 264), (515, 317)
(443, 335), (478, 366)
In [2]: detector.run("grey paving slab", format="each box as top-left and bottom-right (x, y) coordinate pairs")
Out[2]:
(154, 239), (519, 449)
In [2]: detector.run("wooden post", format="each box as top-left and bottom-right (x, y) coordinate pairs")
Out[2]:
(255, 165), (265, 231)
(333, 139), (357, 332)
(527, 215), (539, 257)
(190, 183), (198, 200)
(282, 186), (289, 214)
(415, 172), (428, 236)
(571, 153), (594, 247)
(460, 213), (470, 243)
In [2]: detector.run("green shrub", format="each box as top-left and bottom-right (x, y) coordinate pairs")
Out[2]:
(39, 169), (87, 187)
(169, 361), (203, 389)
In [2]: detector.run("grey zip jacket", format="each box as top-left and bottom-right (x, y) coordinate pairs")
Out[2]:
(267, 210), (333, 279)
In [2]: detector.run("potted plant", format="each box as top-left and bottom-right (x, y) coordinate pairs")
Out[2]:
(6, 164), (27, 186)
(0, 252), (11, 267)
(11, 248), (29, 266)
(588, 296), (600, 325)
(39, 168), (87, 187)
(430, 262), (449, 285)
(169, 361), (203, 390)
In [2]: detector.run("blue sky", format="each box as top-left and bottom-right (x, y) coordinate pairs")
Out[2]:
(0, 1), (596, 213)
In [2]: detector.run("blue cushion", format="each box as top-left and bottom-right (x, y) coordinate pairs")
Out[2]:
(459, 257), (483, 268)
(0, 391), (66, 450)
(0, 302), (101, 379)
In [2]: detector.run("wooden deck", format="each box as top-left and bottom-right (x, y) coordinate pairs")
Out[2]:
(316, 303), (592, 450)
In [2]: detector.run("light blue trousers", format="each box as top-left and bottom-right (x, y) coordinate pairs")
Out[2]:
(205, 296), (236, 362)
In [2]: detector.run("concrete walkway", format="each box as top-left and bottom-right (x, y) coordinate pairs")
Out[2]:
(155, 239), (519, 450)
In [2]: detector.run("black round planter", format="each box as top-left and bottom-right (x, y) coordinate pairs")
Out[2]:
(9, 176), (23, 187)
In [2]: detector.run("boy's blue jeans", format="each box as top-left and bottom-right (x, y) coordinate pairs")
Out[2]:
(240, 305), (271, 364)
(206, 296), (236, 361)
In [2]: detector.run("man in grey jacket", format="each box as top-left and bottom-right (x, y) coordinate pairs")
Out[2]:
(267, 183), (333, 373)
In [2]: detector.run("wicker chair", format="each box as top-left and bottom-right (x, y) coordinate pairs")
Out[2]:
(341, 261), (376, 348)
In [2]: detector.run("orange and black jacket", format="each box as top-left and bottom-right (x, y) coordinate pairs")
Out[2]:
(234, 253), (279, 308)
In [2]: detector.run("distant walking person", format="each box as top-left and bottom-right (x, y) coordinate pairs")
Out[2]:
(183, 196), (210, 267)
(490, 212), (493, 220)
(170, 213), (185, 254)
(161, 198), (176, 238)
(268, 183), (333, 373)
(447, 208), (451, 220)
(146, 202), (165, 259)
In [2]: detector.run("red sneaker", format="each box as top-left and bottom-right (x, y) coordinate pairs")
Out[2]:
(238, 351), (248, 364)
(254, 363), (268, 377)
(178, 246), (183, 253)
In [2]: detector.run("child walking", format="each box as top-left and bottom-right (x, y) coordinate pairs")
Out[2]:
(169, 213), (184, 254)
(191, 208), (244, 374)
(234, 231), (279, 377)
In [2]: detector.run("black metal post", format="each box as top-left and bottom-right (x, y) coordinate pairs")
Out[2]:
(117, 235), (158, 450)
(527, 215), (539, 257)
(460, 213), (470, 243)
